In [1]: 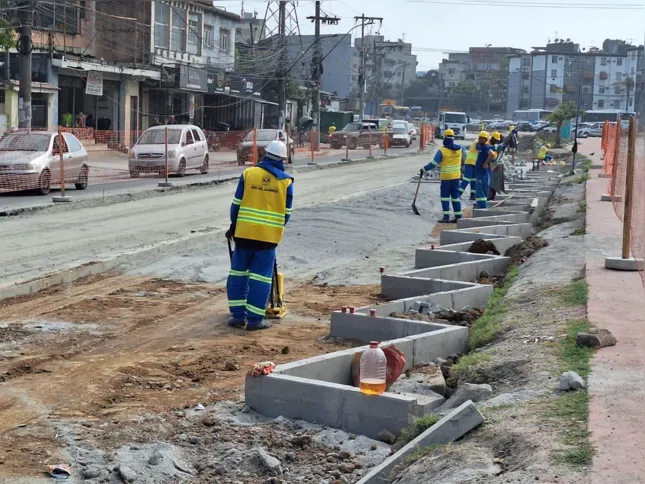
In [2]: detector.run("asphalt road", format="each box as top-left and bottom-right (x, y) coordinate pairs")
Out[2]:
(0, 138), (425, 213)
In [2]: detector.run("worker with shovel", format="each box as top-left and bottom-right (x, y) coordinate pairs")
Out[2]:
(420, 128), (467, 223)
(225, 140), (294, 331)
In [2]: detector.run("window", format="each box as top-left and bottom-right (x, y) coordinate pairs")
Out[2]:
(191, 129), (202, 142)
(600, 57), (607, 66)
(188, 12), (202, 55)
(204, 24), (214, 48)
(448, 68), (455, 75)
(615, 86), (622, 95)
(551, 69), (557, 78)
(154, 2), (170, 49)
(582, 86), (591, 94)
(219, 28), (230, 52)
(616, 72), (622, 81)
(63, 134), (82, 153)
(551, 55), (558, 64)
(617, 57), (623, 66)
(171, 7), (187, 52)
(599, 86), (605, 94)
(184, 130), (194, 145)
(597, 100), (605, 108)
(522, 57), (531, 67)
(80, 0), (86, 19)
(522, 86), (529, 94)
(521, 72), (529, 80)
(35, 2), (79, 35)
(612, 100), (621, 109)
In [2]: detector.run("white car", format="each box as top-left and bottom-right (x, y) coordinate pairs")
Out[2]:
(587, 122), (604, 137)
(129, 125), (209, 178)
(0, 131), (90, 195)
(407, 122), (418, 140)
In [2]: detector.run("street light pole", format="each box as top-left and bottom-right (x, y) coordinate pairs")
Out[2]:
(570, 64), (582, 175)
(17, 1), (33, 130)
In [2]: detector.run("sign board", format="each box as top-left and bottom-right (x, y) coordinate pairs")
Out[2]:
(85, 71), (103, 96)
(179, 65), (208, 92)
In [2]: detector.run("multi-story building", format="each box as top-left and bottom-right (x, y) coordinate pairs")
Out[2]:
(234, 11), (267, 46)
(506, 40), (644, 118)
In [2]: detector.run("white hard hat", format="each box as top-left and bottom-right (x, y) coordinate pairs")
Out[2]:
(266, 140), (288, 160)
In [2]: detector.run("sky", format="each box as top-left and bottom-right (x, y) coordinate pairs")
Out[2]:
(216, 0), (645, 71)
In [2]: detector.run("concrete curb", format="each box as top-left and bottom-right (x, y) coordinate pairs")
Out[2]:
(356, 400), (485, 484)
(291, 150), (428, 174)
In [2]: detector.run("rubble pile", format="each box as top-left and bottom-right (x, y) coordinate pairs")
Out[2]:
(468, 239), (500, 255)
(504, 235), (549, 265)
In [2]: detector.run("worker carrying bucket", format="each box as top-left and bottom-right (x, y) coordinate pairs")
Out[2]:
(225, 140), (294, 330)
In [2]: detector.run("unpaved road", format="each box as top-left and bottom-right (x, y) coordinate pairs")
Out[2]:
(0, 152), (435, 289)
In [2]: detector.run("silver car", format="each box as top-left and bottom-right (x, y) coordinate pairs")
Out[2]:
(128, 125), (209, 178)
(0, 131), (89, 195)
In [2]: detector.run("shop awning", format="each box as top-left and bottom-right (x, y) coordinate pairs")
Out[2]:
(212, 90), (277, 106)
(6, 80), (59, 93)
(52, 58), (161, 80)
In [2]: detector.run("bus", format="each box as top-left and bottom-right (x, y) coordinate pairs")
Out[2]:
(513, 109), (553, 122)
(378, 104), (410, 119)
(582, 109), (635, 123)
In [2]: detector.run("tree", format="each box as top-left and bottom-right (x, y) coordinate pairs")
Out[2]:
(449, 81), (479, 111)
(546, 101), (578, 147)
(617, 76), (635, 111)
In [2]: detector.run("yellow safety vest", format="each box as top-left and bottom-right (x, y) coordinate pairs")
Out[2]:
(438, 147), (462, 180)
(537, 146), (549, 160)
(466, 142), (478, 166)
(234, 167), (292, 244)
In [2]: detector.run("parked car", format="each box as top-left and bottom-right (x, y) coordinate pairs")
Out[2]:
(407, 122), (418, 140)
(539, 125), (558, 133)
(587, 122), (604, 137)
(0, 131), (90, 195)
(236, 129), (295, 165)
(515, 121), (535, 132)
(329, 122), (380, 150)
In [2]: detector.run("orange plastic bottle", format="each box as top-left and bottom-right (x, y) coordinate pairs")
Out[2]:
(359, 341), (387, 395)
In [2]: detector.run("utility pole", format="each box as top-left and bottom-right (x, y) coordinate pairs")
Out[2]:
(400, 61), (406, 105)
(277, 1), (286, 131)
(570, 60), (582, 175)
(307, 2), (339, 152)
(354, 14), (382, 121)
(17, 1), (33, 130)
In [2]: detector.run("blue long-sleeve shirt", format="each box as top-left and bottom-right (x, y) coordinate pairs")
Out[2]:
(230, 157), (294, 226)
(474, 143), (495, 177)
(423, 145), (467, 172)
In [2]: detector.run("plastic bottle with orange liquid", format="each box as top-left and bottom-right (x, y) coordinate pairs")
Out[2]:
(359, 341), (387, 395)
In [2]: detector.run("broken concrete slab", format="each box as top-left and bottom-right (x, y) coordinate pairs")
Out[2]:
(576, 328), (617, 349)
(438, 383), (493, 412)
(356, 400), (485, 484)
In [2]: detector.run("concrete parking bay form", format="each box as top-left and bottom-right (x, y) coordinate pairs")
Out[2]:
(245, 170), (560, 448)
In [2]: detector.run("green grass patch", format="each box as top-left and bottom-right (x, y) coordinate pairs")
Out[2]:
(468, 265), (519, 350)
(557, 318), (593, 377)
(543, 317), (595, 467)
(577, 200), (587, 213)
(399, 414), (441, 445)
(572, 227), (586, 236)
(571, 172), (591, 184)
(559, 280), (589, 307)
(448, 352), (492, 385)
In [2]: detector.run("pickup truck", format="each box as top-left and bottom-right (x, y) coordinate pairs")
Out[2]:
(329, 122), (380, 149)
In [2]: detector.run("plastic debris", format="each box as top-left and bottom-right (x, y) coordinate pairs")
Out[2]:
(194, 403), (205, 411)
(48, 464), (71, 479)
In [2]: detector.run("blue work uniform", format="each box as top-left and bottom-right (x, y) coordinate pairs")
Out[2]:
(474, 143), (495, 209)
(226, 156), (294, 327)
(424, 138), (467, 221)
(460, 141), (479, 200)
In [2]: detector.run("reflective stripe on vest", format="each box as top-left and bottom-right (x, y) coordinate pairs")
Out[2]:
(466, 141), (478, 165)
(234, 167), (292, 244)
(438, 147), (462, 181)
(537, 146), (549, 160)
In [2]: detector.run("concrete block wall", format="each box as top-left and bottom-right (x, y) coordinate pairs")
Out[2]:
(245, 173), (558, 441)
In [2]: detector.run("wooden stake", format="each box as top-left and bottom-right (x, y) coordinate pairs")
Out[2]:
(622, 117), (636, 259)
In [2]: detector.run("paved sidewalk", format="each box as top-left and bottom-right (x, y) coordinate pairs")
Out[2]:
(582, 139), (645, 484)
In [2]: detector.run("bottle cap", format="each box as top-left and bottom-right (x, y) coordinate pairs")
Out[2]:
(369, 341), (379, 348)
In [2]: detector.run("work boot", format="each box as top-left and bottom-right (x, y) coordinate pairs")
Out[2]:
(450, 217), (462, 224)
(226, 316), (246, 328)
(246, 320), (273, 331)
(437, 218), (451, 224)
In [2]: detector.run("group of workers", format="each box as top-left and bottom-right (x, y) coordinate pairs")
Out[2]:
(421, 129), (507, 223)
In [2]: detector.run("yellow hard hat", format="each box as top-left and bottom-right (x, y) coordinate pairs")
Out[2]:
(444, 128), (455, 137)
(492, 132), (501, 141)
(546, 143), (552, 148)
(478, 131), (490, 139)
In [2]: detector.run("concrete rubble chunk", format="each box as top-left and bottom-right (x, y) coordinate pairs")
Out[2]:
(118, 465), (138, 482)
(556, 371), (585, 391)
(377, 429), (397, 445)
(576, 328), (617, 349)
(439, 383), (493, 412)
(257, 447), (283, 475)
(356, 400), (485, 484)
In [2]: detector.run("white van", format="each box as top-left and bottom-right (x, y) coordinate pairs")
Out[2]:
(436, 111), (468, 140)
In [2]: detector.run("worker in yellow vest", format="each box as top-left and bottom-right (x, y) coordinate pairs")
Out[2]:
(535, 143), (552, 170)
(459, 138), (480, 201)
(226, 140), (294, 330)
(420, 128), (467, 223)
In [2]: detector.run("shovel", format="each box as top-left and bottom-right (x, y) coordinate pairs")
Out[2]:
(411, 171), (423, 216)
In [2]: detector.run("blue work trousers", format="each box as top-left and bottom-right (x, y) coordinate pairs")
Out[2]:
(439, 179), (462, 220)
(475, 172), (490, 209)
(226, 247), (276, 326)
(459, 164), (476, 200)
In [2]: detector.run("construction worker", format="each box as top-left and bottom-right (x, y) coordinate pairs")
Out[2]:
(328, 122), (337, 136)
(535, 143), (552, 170)
(420, 128), (466, 223)
(225, 140), (294, 331)
(474, 131), (497, 209)
(488, 132), (505, 201)
(460, 138), (480, 201)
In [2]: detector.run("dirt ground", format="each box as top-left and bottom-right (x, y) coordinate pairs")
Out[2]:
(0, 272), (388, 481)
